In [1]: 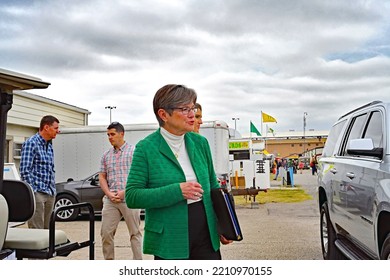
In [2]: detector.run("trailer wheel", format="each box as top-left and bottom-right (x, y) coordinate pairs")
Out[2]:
(55, 194), (79, 221)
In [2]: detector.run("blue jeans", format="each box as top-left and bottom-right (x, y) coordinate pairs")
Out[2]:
(274, 167), (280, 179)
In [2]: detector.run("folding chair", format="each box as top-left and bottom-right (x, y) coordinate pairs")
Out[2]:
(1, 179), (95, 260)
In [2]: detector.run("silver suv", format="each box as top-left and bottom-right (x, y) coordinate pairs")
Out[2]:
(318, 100), (390, 260)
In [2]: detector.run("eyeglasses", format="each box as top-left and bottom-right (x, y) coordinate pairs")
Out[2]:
(168, 106), (198, 115)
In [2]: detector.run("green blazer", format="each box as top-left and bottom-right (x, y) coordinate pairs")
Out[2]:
(125, 129), (221, 259)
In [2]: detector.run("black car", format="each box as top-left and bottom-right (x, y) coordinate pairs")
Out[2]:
(55, 173), (144, 221)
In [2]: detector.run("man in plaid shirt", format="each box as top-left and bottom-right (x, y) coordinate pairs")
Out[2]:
(20, 115), (60, 229)
(99, 122), (142, 260)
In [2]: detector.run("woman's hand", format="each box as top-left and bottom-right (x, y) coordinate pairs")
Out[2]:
(220, 235), (233, 245)
(180, 181), (204, 200)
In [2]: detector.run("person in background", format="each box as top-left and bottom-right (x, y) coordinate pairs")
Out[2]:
(310, 155), (318, 176)
(126, 84), (232, 260)
(99, 122), (142, 260)
(293, 159), (298, 174)
(273, 158), (282, 180)
(194, 103), (203, 133)
(298, 160), (304, 174)
(20, 115), (60, 229)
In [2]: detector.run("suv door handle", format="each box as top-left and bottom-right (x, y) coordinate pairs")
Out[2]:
(330, 168), (337, 174)
(346, 172), (355, 179)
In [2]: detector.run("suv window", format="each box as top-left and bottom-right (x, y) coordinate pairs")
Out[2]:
(341, 113), (367, 156)
(322, 120), (346, 157)
(363, 111), (383, 148)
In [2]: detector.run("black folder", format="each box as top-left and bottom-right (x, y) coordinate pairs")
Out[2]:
(211, 188), (243, 241)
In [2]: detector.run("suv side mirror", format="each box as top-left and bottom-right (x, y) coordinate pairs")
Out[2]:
(347, 138), (383, 159)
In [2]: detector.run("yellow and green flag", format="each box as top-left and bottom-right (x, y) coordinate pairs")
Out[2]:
(262, 112), (277, 123)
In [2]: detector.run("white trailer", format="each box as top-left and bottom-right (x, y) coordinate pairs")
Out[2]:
(53, 120), (231, 186)
(229, 139), (270, 190)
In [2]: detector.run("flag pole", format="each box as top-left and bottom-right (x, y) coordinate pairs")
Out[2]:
(249, 121), (253, 156)
(265, 124), (268, 151)
(260, 111), (263, 137)
(249, 120), (253, 141)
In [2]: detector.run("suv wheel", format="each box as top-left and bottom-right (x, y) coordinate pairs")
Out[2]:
(320, 202), (344, 259)
(55, 194), (79, 221)
(380, 234), (390, 259)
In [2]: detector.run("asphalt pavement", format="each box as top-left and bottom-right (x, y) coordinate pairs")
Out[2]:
(221, 169), (322, 260)
(49, 169), (322, 260)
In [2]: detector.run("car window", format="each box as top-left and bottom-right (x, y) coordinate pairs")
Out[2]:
(88, 173), (100, 185)
(363, 111), (383, 148)
(341, 113), (367, 156)
(322, 120), (346, 157)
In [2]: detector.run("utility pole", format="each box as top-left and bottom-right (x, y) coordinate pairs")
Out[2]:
(303, 112), (308, 156)
(232, 117), (239, 138)
(105, 106), (116, 123)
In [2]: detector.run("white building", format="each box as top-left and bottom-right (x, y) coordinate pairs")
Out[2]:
(5, 90), (90, 169)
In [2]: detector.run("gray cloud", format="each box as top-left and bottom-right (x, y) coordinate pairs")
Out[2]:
(1, 0), (389, 134)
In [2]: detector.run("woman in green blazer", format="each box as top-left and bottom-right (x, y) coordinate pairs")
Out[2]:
(126, 84), (229, 259)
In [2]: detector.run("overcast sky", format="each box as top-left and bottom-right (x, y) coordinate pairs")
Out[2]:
(1, 0), (390, 135)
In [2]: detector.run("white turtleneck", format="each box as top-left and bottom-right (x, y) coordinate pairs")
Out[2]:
(160, 127), (201, 204)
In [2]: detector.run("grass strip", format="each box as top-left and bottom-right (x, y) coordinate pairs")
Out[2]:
(233, 187), (313, 205)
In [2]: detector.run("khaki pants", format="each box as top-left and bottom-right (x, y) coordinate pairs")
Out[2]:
(101, 197), (143, 260)
(28, 192), (55, 229)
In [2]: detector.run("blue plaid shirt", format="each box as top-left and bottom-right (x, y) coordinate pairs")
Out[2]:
(20, 133), (56, 196)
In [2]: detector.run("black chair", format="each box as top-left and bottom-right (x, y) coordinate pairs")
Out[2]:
(1, 179), (95, 260)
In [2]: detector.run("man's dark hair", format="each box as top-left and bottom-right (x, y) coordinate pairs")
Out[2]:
(39, 115), (59, 130)
(195, 103), (202, 111)
(107, 122), (125, 133)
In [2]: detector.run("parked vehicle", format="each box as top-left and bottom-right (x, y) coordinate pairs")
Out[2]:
(55, 172), (145, 221)
(55, 172), (102, 221)
(317, 100), (390, 260)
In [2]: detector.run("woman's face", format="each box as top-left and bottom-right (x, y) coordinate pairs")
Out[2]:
(194, 108), (203, 133)
(160, 103), (196, 136)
